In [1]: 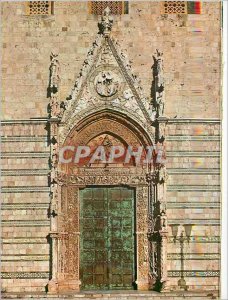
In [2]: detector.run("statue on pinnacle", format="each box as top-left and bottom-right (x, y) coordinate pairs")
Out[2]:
(98, 7), (114, 36)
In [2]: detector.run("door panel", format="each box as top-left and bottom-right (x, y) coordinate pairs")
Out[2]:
(80, 187), (135, 290)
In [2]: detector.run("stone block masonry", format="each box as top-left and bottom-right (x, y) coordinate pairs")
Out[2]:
(1, 1), (221, 295)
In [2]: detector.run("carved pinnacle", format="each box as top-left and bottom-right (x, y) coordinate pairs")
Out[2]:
(98, 7), (114, 36)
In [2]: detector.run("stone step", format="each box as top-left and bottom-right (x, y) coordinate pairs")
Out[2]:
(2, 291), (219, 300)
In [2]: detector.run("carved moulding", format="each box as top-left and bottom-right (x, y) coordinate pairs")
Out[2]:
(48, 185), (81, 293)
(57, 169), (148, 186)
(136, 186), (150, 290)
(59, 110), (155, 150)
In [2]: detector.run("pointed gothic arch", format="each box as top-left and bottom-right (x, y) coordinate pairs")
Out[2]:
(48, 8), (168, 293)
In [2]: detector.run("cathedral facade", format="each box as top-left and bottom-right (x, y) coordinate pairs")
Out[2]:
(1, 2), (221, 297)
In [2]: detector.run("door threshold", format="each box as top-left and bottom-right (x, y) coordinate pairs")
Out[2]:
(2, 290), (219, 299)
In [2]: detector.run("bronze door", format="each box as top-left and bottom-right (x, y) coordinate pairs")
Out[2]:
(80, 187), (135, 290)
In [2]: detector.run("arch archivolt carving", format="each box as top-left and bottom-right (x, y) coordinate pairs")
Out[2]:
(59, 105), (155, 146)
(48, 111), (168, 293)
(66, 119), (141, 147)
(59, 111), (154, 174)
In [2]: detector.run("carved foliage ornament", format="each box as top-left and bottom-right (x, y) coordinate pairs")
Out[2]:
(57, 172), (148, 186)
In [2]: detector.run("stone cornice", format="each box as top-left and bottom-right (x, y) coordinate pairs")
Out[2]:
(166, 118), (221, 124)
(1, 118), (48, 125)
(1, 118), (221, 126)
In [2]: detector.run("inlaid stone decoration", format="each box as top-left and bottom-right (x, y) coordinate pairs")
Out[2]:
(26, 1), (53, 15)
(89, 1), (129, 15)
(161, 1), (202, 14)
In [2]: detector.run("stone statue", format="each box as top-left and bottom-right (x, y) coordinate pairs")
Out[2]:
(154, 49), (164, 91)
(50, 167), (57, 185)
(160, 210), (168, 231)
(151, 49), (165, 118)
(159, 165), (168, 183)
(49, 52), (61, 118)
(50, 52), (60, 92)
(149, 104), (157, 121)
(98, 7), (114, 36)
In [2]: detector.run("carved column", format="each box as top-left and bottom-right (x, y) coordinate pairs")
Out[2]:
(157, 166), (169, 291)
(48, 233), (59, 293)
(146, 172), (158, 289)
(136, 186), (149, 290)
(48, 50), (62, 293)
(48, 182), (64, 293)
(48, 184), (81, 293)
(57, 186), (81, 292)
(48, 120), (60, 293)
(159, 228), (168, 291)
(66, 186), (80, 289)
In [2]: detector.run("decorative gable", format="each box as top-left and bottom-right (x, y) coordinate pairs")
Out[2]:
(59, 8), (154, 142)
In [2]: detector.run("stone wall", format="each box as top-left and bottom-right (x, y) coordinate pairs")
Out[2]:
(165, 119), (220, 291)
(1, 2), (221, 119)
(1, 1), (221, 293)
(1, 121), (50, 292)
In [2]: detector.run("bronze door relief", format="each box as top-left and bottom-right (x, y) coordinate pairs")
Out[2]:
(80, 186), (135, 290)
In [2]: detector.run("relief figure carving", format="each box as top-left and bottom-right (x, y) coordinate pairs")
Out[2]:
(94, 71), (119, 97)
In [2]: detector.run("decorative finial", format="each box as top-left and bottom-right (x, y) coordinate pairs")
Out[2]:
(98, 7), (114, 36)
(155, 49), (163, 59)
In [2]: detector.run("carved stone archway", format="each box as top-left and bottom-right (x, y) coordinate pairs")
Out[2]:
(47, 7), (168, 294)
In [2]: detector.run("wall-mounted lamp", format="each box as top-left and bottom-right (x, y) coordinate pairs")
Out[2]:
(170, 224), (193, 291)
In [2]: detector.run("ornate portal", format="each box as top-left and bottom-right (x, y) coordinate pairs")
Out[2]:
(47, 7), (168, 294)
